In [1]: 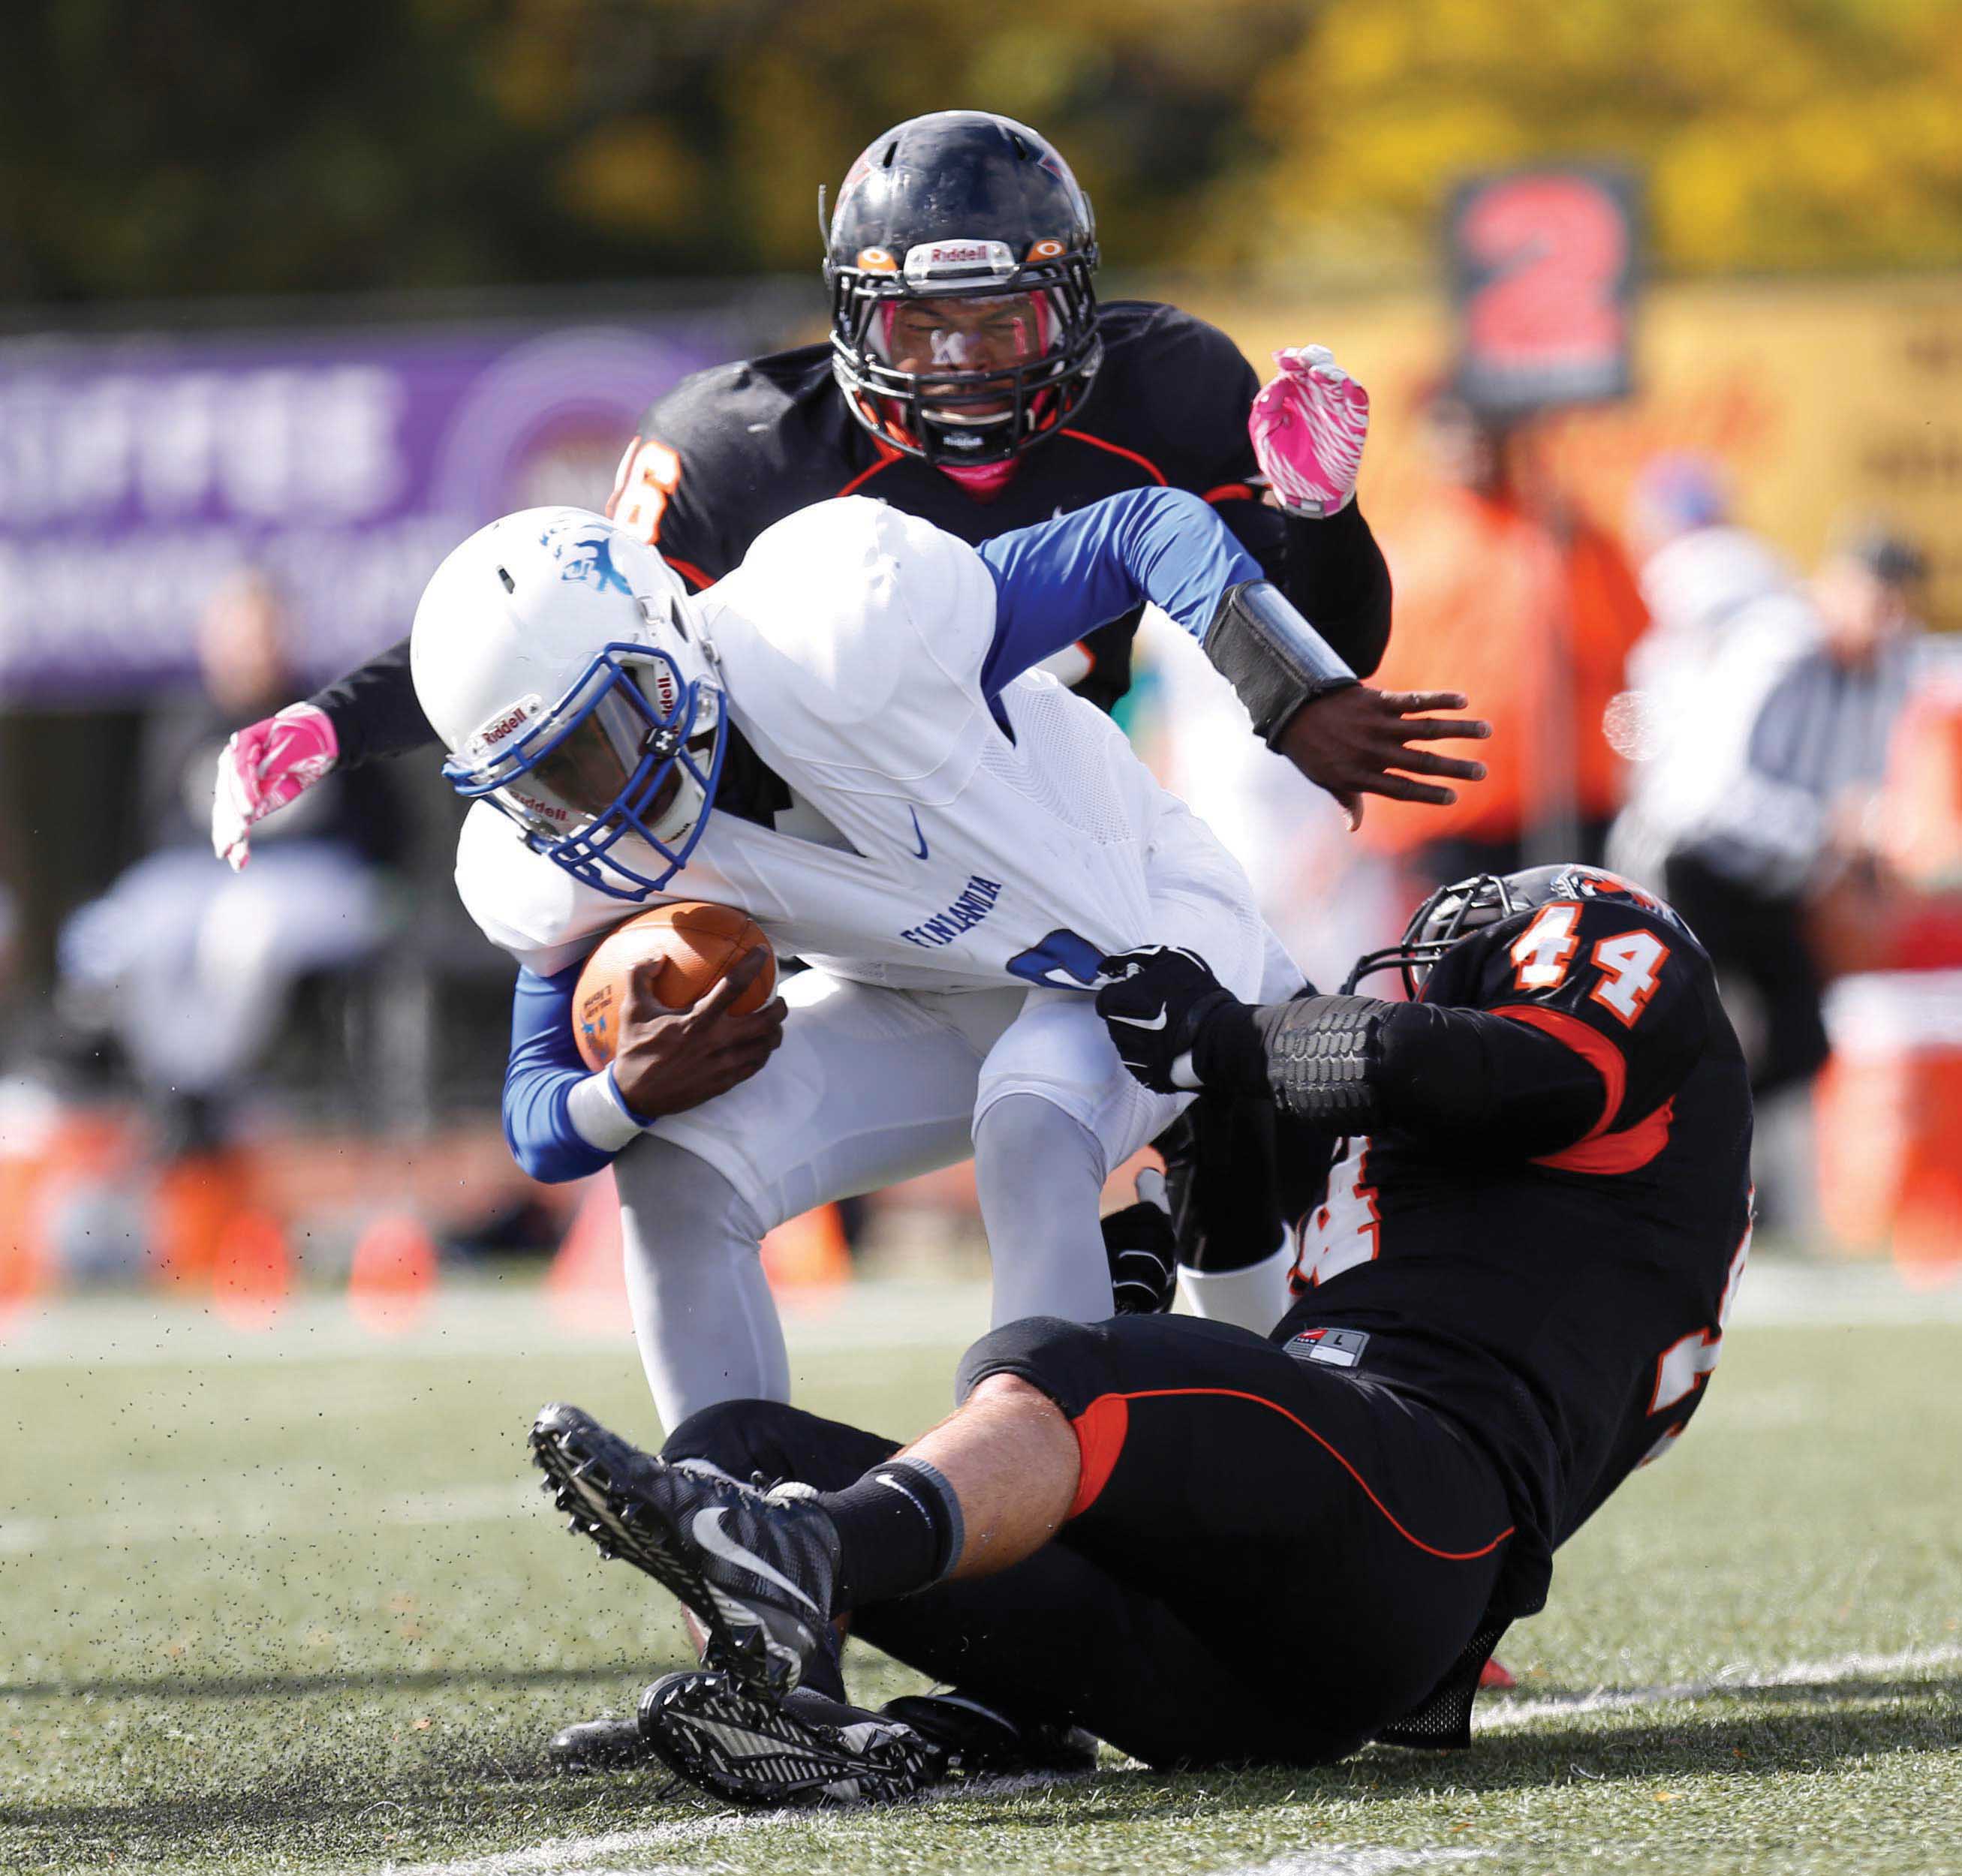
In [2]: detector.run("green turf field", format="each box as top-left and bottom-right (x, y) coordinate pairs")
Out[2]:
(4, 1270), (1960, 1876)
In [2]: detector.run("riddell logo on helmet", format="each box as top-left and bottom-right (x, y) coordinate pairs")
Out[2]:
(481, 706), (531, 746)
(514, 789), (570, 825)
(468, 691), (546, 760)
(903, 239), (1016, 284)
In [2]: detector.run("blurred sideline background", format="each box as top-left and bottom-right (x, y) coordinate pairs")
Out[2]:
(5, 0), (1962, 1331)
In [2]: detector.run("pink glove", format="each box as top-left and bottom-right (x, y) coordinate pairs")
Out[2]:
(211, 703), (339, 870)
(1248, 344), (1370, 518)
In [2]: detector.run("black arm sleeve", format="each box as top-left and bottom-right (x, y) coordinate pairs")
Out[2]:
(1370, 1002), (1618, 1157)
(1191, 970), (1687, 1160)
(305, 636), (435, 768)
(1279, 501), (1392, 679)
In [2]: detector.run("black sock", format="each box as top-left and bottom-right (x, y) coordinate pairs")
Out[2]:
(817, 1457), (964, 1609)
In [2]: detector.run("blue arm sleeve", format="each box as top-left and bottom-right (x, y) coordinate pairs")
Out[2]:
(976, 487), (1263, 698)
(503, 965), (621, 1184)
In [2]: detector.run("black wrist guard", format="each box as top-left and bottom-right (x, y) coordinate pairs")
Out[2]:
(1202, 579), (1359, 746)
(1254, 994), (1386, 1129)
(1187, 994), (1271, 1097)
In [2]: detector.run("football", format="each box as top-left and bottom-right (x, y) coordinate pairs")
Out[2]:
(570, 901), (775, 1071)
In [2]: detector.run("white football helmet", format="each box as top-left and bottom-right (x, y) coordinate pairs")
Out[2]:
(411, 507), (727, 900)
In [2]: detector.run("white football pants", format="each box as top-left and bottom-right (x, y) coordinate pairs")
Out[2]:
(614, 875), (1298, 1432)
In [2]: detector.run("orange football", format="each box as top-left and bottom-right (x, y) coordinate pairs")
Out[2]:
(571, 901), (775, 1071)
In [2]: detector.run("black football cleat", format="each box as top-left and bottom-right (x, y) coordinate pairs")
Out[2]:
(530, 1402), (841, 1695)
(880, 1689), (1099, 1775)
(639, 1670), (949, 1808)
(547, 1710), (657, 1774)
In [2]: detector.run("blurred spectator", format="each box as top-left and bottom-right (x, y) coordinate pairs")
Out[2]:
(1626, 454), (1803, 642)
(1618, 525), (1937, 1100)
(56, 571), (402, 1159)
(1358, 389), (1650, 894)
(1609, 454), (1820, 885)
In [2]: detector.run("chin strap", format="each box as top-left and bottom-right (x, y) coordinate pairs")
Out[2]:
(1202, 579), (1358, 746)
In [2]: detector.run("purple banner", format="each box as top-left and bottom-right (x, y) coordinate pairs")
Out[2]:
(0, 319), (732, 703)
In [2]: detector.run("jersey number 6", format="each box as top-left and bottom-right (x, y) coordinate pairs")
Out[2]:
(608, 437), (682, 546)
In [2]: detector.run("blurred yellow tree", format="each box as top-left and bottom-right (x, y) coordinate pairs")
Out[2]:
(5, 0), (1959, 303)
(1213, 0), (1962, 284)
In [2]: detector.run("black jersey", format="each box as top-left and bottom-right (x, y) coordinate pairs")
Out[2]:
(308, 301), (1391, 762)
(1275, 885), (1753, 1619)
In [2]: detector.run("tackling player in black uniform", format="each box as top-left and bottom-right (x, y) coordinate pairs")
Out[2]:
(522, 864), (1752, 1802)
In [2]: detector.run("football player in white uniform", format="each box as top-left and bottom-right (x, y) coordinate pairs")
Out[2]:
(411, 489), (1485, 1429)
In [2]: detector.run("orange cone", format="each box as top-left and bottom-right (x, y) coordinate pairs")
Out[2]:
(0, 1225), (38, 1331)
(152, 1150), (249, 1288)
(0, 1150), (46, 1328)
(211, 1209), (291, 1332)
(546, 1176), (627, 1333)
(348, 1213), (438, 1335)
(760, 1204), (851, 1291)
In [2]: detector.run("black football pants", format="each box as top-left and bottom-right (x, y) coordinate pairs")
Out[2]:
(664, 1313), (1513, 1769)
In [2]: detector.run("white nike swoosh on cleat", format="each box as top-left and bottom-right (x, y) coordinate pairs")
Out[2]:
(1106, 1009), (1169, 1030)
(691, 1508), (822, 1614)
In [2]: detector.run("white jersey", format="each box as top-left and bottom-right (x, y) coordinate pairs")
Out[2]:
(456, 497), (1258, 988)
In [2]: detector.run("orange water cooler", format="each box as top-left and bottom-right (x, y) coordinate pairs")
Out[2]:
(1815, 972), (1962, 1280)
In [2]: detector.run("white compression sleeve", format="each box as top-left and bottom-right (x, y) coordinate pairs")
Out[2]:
(1175, 1239), (1296, 1334)
(972, 1093), (1115, 1327)
(613, 1135), (792, 1432)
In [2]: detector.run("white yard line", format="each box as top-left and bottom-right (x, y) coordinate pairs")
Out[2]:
(0, 1280), (992, 1369)
(376, 1816), (766, 1876)
(1212, 1851), (1488, 1876)
(0, 1481), (530, 1556)
(367, 1770), (1072, 1876)
(1479, 1640), (1962, 1728)
(7, 1261), (1960, 1372)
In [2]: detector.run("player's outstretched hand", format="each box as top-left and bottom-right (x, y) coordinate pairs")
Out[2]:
(211, 702), (339, 870)
(1095, 945), (1235, 1093)
(1277, 687), (1490, 831)
(612, 947), (787, 1118)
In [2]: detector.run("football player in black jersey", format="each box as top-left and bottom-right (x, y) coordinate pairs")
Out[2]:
(214, 111), (1464, 823)
(520, 864), (1751, 1802)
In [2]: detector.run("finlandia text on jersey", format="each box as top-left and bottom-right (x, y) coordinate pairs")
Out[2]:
(899, 876), (1005, 949)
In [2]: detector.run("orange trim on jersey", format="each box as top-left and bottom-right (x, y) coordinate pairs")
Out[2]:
(1202, 482), (1259, 503)
(1066, 1387), (1512, 1561)
(1058, 428), (1168, 486)
(837, 446), (903, 499)
(665, 558), (714, 591)
(1491, 1002), (1626, 1139)
(1535, 1097), (1676, 1176)
(1066, 1393), (1130, 1517)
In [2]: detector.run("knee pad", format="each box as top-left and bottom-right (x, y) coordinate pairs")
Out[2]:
(955, 1315), (1116, 1420)
(661, 1397), (898, 1492)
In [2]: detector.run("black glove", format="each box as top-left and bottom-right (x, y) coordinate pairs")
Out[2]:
(1095, 946), (1238, 1093)
(1100, 1168), (1178, 1315)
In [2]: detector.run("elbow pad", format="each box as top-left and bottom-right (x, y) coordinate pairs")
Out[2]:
(1202, 579), (1358, 745)
(1255, 994), (1385, 1128)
